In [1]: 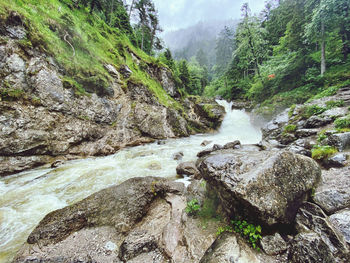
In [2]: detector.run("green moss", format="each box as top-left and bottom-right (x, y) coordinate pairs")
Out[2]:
(311, 145), (338, 160)
(283, 124), (297, 133)
(288, 104), (296, 118)
(300, 105), (327, 119)
(0, 87), (25, 101)
(325, 100), (344, 109)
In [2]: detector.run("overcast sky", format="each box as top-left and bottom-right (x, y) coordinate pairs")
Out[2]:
(151, 0), (266, 32)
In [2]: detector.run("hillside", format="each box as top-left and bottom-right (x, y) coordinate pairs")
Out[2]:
(0, 0), (225, 177)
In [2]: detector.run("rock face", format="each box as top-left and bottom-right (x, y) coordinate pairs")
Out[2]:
(198, 150), (321, 226)
(0, 23), (224, 177)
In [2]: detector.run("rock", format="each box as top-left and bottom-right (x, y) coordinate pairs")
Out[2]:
(223, 140), (241, 149)
(198, 150), (321, 226)
(289, 232), (338, 263)
(321, 107), (348, 119)
(260, 233), (287, 256)
(277, 133), (296, 145)
(330, 208), (350, 245)
(201, 140), (212, 147)
(212, 144), (223, 151)
(200, 233), (279, 263)
(327, 153), (348, 167)
(172, 151), (184, 161)
(104, 64), (121, 79)
(303, 116), (333, 128)
(176, 162), (200, 179)
(231, 100), (253, 111)
(295, 128), (318, 138)
(328, 132), (350, 151)
(157, 140), (166, 145)
(119, 230), (157, 261)
(147, 162), (161, 170)
(50, 159), (65, 168)
(294, 202), (348, 260)
(159, 68), (178, 97)
(24, 177), (184, 246)
(313, 166), (350, 214)
(119, 64), (133, 78)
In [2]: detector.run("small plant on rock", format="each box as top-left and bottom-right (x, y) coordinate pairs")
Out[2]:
(283, 124), (297, 133)
(311, 145), (338, 160)
(185, 199), (200, 216)
(334, 115), (350, 130)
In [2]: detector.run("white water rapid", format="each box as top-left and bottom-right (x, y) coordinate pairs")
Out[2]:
(0, 100), (262, 262)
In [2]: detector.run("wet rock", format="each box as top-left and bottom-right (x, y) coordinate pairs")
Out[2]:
(50, 159), (65, 168)
(289, 232), (338, 263)
(119, 230), (157, 261)
(321, 107), (348, 119)
(212, 144), (223, 151)
(277, 133), (296, 145)
(223, 140), (241, 149)
(294, 202), (348, 260)
(157, 140), (166, 145)
(147, 162), (161, 170)
(295, 128), (318, 138)
(303, 116), (332, 128)
(23, 177), (184, 246)
(327, 153), (347, 167)
(330, 208), (350, 245)
(201, 140), (212, 147)
(119, 64), (133, 78)
(0, 155), (51, 177)
(200, 233), (278, 263)
(176, 162), (200, 178)
(260, 233), (287, 256)
(231, 100), (253, 111)
(198, 150), (321, 226)
(262, 109), (289, 140)
(328, 132), (350, 151)
(313, 166), (350, 214)
(172, 151), (184, 161)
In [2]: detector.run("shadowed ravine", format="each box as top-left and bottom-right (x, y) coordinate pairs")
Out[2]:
(0, 100), (261, 262)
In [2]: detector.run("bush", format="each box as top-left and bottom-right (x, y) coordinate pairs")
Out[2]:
(311, 145), (338, 160)
(334, 116), (350, 130)
(185, 199), (200, 216)
(216, 219), (262, 250)
(283, 124), (297, 133)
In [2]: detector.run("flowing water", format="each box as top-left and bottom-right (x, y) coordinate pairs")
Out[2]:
(0, 100), (262, 262)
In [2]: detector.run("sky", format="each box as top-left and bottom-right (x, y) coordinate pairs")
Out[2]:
(151, 0), (266, 33)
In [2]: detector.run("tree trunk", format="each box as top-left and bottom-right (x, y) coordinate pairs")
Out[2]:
(320, 21), (326, 76)
(90, 0), (95, 14)
(109, 0), (115, 26)
(141, 29), (144, 51)
(129, 0), (135, 18)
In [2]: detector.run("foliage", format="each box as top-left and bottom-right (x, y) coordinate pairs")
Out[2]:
(216, 218), (262, 250)
(283, 124), (297, 133)
(0, 88), (24, 101)
(311, 145), (338, 160)
(317, 130), (328, 144)
(185, 199), (200, 216)
(334, 115), (350, 129)
(288, 104), (296, 118)
(301, 105), (327, 119)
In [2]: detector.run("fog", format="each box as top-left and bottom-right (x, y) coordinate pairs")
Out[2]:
(152, 0), (266, 32)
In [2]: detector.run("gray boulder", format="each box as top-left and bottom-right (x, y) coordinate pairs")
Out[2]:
(330, 208), (350, 245)
(313, 166), (350, 214)
(176, 162), (200, 178)
(328, 132), (350, 151)
(198, 150), (321, 226)
(303, 116), (332, 128)
(260, 233), (288, 256)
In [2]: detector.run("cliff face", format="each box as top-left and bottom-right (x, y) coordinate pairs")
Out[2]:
(0, 11), (224, 177)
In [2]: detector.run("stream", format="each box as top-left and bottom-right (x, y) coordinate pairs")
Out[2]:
(0, 100), (262, 262)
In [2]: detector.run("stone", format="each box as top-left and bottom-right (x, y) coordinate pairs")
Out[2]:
(277, 132), (296, 145)
(295, 128), (318, 138)
(328, 132), (350, 151)
(200, 233), (278, 263)
(172, 151), (184, 161)
(176, 162), (200, 178)
(322, 107), (348, 119)
(119, 230), (157, 261)
(289, 232), (337, 263)
(313, 166), (350, 214)
(104, 64), (120, 79)
(201, 140), (212, 147)
(294, 202), (348, 260)
(327, 153), (347, 167)
(119, 64), (133, 78)
(223, 140), (241, 149)
(260, 233), (287, 256)
(303, 116), (332, 128)
(198, 150), (321, 226)
(330, 208), (350, 245)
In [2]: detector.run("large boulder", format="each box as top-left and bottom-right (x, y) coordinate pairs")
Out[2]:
(329, 208), (350, 245)
(313, 166), (350, 214)
(198, 150), (321, 226)
(290, 202), (349, 262)
(328, 132), (350, 151)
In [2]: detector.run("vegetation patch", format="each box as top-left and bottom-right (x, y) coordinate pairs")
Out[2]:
(185, 199), (200, 216)
(311, 145), (338, 161)
(216, 218), (262, 250)
(334, 115), (350, 130)
(283, 124), (297, 133)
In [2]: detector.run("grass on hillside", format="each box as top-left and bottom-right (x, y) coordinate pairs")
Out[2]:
(0, 0), (180, 108)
